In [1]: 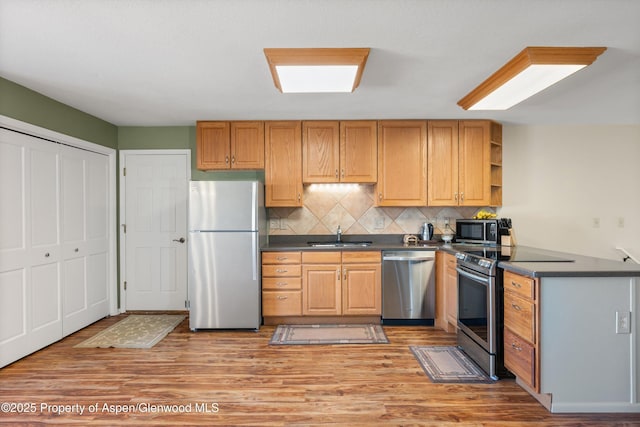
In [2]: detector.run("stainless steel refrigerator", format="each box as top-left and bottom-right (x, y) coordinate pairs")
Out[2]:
(188, 181), (266, 330)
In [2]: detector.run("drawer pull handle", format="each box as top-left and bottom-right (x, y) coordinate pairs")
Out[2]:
(276, 269), (288, 273)
(276, 282), (287, 287)
(511, 303), (522, 311)
(74, 248), (79, 252)
(276, 256), (288, 261)
(44, 252), (50, 258)
(276, 295), (288, 300)
(511, 281), (522, 288)
(511, 342), (522, 352)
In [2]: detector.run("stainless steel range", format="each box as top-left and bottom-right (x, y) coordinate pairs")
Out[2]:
(455, 248), (507, 380)
(455, 245), (574, 379)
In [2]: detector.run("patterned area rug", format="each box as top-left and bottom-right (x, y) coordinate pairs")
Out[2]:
(74, 314), (185, 349)
(269, 324), (389, 345)
(410, 346), (495, 383)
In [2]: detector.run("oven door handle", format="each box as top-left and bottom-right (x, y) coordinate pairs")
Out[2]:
(456, 267), (491, 285)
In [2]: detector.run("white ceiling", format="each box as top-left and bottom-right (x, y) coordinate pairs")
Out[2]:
(1, 0), (639, 126)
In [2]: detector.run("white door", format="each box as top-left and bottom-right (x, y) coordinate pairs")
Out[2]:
(60, 146), (110, 335)
(121, 151), (190, 310)
(0, 129), (62, 367)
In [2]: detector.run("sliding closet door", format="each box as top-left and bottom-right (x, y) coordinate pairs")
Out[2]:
(0, 129), (63, 367)
(1, 124), (111, 368)
(60, 146), (109, 335)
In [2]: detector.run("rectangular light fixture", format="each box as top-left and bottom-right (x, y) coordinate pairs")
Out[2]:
(264, 48), (370, 93)
(457, 47), (607, 110)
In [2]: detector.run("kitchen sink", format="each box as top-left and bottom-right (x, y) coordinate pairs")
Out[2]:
(307, 241), (373, 247)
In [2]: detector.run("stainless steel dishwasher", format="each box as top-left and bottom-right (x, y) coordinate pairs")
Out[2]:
(382, 251), (436, 325)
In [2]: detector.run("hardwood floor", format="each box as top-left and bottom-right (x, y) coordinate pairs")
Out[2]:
(1, 315), (638, 426)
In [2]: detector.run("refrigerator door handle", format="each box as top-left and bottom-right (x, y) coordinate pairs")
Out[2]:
(252, 233), (258, 280)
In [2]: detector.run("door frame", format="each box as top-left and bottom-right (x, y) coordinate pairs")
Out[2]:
(118, 149), (191, 313)
(0, 114), (119, 316)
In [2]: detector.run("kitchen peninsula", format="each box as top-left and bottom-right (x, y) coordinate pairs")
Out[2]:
(263, 235), (640, 413)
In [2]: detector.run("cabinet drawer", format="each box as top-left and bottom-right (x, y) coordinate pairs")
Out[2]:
(262, 251), (301, 264)
(302, 251), (341, 263)
(504, 293), (535, 343)
(342, 251), (381, 263)
(262, 264), (301, 277)
(262, 277), (301, 290)
(504, 271), (535, 300)
(504, 328), (536, 390)
(262, 291), (302, 316)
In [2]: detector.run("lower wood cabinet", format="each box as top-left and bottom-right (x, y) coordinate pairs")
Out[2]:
(261, 251), (302, 316)
(262, 250), (381, 322)
(435, 251), (458, 332)
(302, 251), (382, 316)
(503, 270), (540, 391)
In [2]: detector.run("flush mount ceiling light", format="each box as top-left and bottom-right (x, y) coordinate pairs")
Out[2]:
(457, 46), (607, 110)
(264, 48), (370, 93)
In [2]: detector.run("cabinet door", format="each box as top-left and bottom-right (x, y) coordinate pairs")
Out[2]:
(230, 121), (264, 169)
(458, 121), (491, 206)
(265, 121), (303, 207)
(196, 121), (230, 170)
(428, 120), (459, 206)
(340, 121), (377, 183)
(376, 120), (427, 206)
(302, 121), (340, 183)
(302, 264), (341, 315)
(342, 263), (381, 315)
(61, 147), (110, 335)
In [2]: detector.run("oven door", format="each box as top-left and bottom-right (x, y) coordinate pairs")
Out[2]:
(456, 265), (496, 354)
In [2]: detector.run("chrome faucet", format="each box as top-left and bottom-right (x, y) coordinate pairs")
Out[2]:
(336, 225), (342, 242)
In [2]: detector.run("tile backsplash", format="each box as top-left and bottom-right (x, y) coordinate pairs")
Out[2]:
(267, 184), (495, 236)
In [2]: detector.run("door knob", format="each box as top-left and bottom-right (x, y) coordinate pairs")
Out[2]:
(173, 237), (186, 243)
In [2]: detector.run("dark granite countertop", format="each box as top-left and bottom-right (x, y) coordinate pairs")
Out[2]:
(263, 234), (440, 252)
(263, 235), (640, 278)
(499, 249), (640, 278)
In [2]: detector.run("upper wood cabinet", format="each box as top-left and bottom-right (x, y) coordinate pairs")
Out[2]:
(302, 120), (377, 183)
(428, 120), (502, 207)
(376, 120), (427, 206)
(428, 120), (459, 206)
(196, 121), (264, 170)
(265, 121), (303, 207)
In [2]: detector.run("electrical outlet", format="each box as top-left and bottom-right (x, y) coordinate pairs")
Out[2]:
(269, 218), (280, 230)
(375, 217), (385, 229)
(280, 218), (287, 229)
(616, 311), (631, 334)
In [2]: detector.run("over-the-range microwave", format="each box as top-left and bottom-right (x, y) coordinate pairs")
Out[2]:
(455, 218), (511, 245)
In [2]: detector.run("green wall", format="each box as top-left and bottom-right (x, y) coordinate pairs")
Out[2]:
(0, 77), (117, 149)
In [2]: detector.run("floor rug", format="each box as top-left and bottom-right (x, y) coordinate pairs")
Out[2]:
(410, 346), (495, 383)
(74, 314), (185, 349)
(269, 324), (389, 345)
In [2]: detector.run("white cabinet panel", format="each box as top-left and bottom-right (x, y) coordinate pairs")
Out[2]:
(63, 256), (86, 316)
(0, 268), (28, 367)
(31, 262), (61, 333)
(0, 141), (25, 253)
(61, 153), (85, 243)
(30, 147), (59, 248)
(87, 252), (108, 306)
(0, 269), (26, 343)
